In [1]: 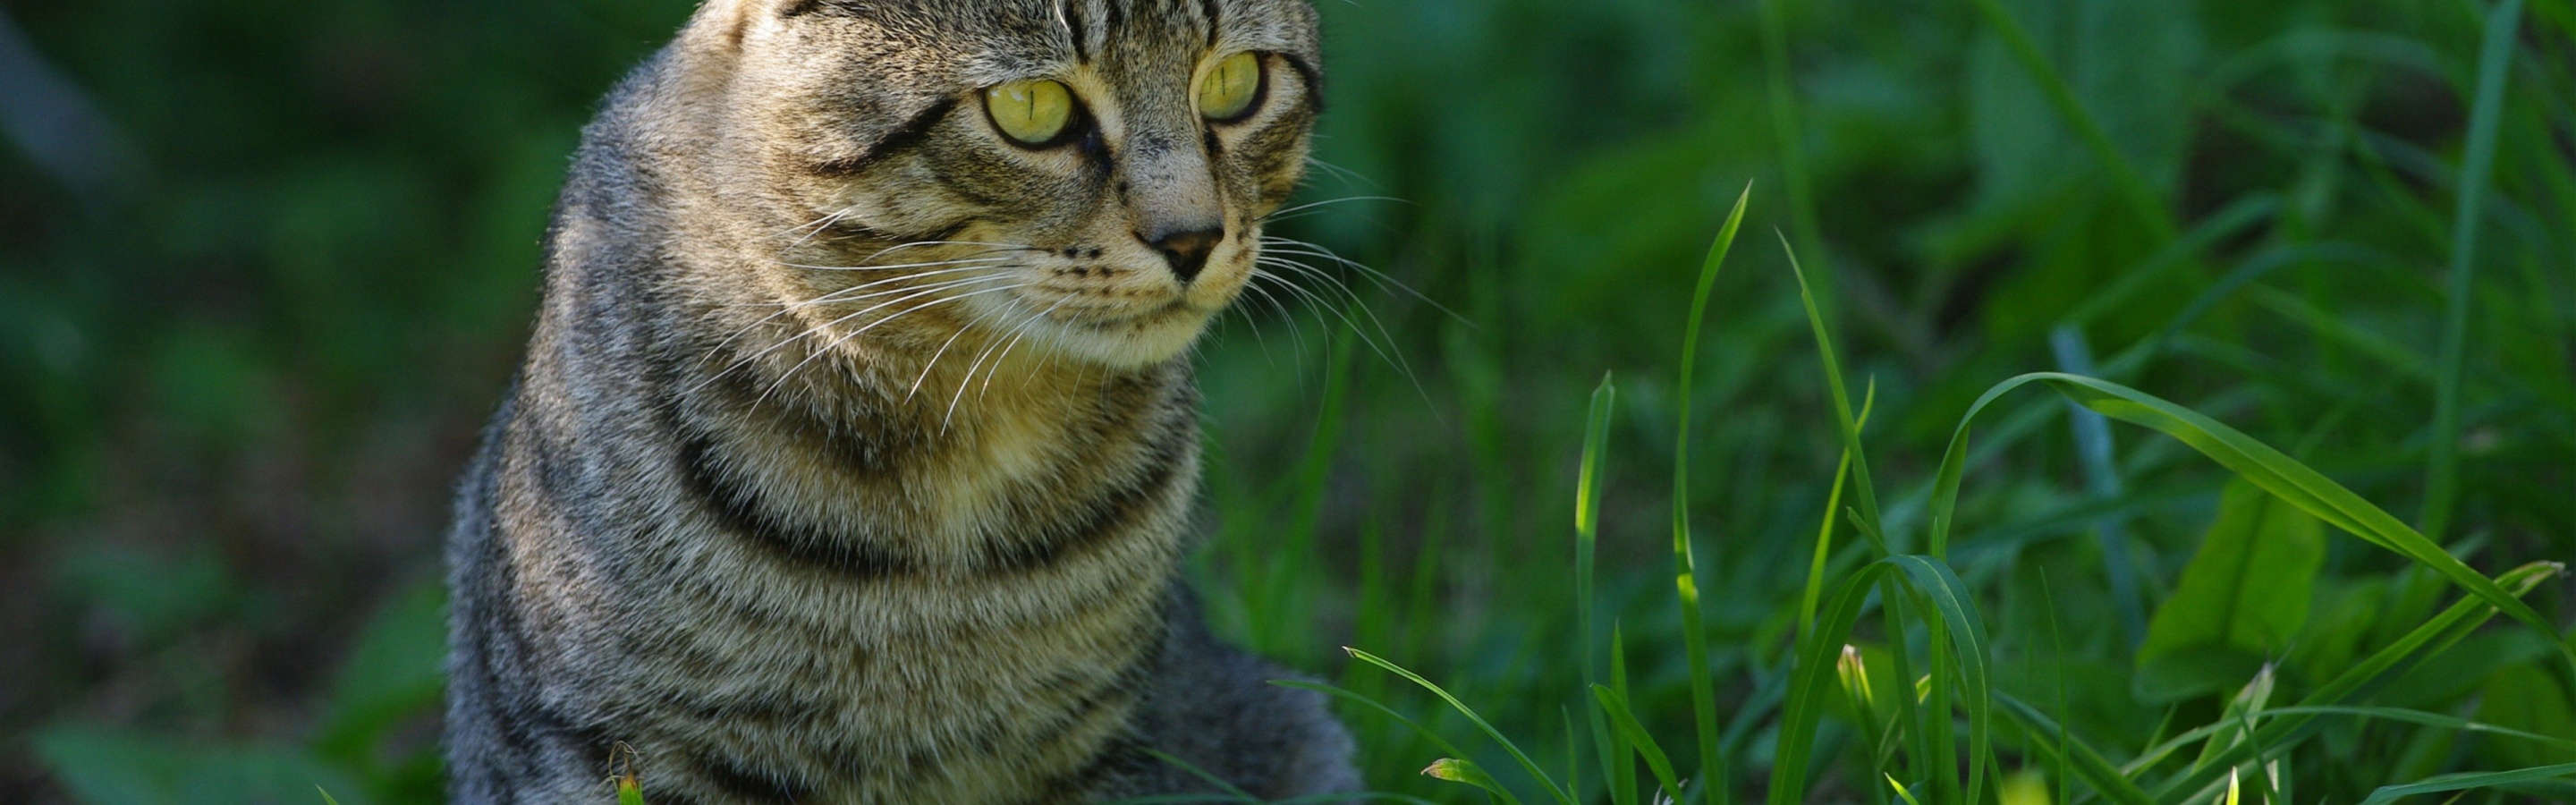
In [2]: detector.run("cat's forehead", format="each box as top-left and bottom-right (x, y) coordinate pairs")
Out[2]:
(792, 0), (1316, 80)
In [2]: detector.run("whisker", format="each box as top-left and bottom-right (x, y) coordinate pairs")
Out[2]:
(1258, 237), (1471, 327)
(1247, 209), (1343, 225)
(1254, 259), (1392, 360)
(693, 275), (1014, 394)
(1255, 256), (1428, 398)
(1253, 195), (1408, 224)
(778, 254), (1016, 273)
(708, 249), (1019, 364)
(790, 210), (861, 247)
(941, 314), (1025, 430)
(697, 267), (1016, 370)
(905, 314), (985, 402)
(1236, 273), (1307, 358)
(1249, 270), (1326, 377)
(1251, 267), (1377, 385)
(1222, 289), (1274, 363)
(716, 263), (1014, 311)
(752, 281), (1036, 411)
(775, 206), (857, 242)
(853, 240), (1046, 264)
(977, 297), (1069, 398)
(1301, 157), (1381, 191)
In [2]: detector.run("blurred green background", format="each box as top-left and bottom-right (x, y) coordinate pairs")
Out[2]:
(2, 0), (2571, 802)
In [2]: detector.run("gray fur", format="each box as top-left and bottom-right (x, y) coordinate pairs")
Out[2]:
(442, 0), (1352, 801)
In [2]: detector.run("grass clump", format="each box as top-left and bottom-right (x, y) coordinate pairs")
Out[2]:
(1283, 194), (2572, 803)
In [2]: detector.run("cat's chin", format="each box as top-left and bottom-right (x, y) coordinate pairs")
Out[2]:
(1022, 302), (1219, 369)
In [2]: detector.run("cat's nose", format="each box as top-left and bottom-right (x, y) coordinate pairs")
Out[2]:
(1140, 224), (1224, 284)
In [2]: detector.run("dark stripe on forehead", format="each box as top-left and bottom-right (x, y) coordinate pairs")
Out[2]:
(1060, 0), (1091, 62)
(1199, 0), (1222, 47)
(811, 96), (961, 178)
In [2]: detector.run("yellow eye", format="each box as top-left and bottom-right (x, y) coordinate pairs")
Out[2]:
(983, 79), (1075, 146)
(1198, 52), (1264, 122)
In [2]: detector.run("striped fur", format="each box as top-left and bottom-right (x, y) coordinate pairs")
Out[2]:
(442, 0), (1354, 801)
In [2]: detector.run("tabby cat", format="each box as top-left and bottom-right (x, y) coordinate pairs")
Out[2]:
(441, 0), (1357, 801)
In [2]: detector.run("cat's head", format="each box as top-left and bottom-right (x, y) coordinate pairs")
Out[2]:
(672, 0), (1320, 370)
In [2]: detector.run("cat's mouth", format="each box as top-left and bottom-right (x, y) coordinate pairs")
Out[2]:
(1046, 296), (1212, 333)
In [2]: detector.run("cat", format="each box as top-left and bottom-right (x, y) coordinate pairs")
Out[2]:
(440, 0), (1357, 801)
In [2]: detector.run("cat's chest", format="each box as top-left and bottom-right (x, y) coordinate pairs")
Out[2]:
(602, 559), (1172, 801)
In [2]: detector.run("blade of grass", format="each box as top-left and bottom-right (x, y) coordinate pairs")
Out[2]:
(1271, 794), (1447, 805)
(1275, 678), (1494, 798)
(1592, 685), (1683, 799)
(1800, 380), (1876, 642)
(1564, 710), (1580, 805)
(1424, 758), (1526, 805)
(1783, 234), (1884, 548)
(1918, 585), (1962, 805)
(1577, 374), (1614, 682)
(1772, 557), (1995, 805)
(2191, 666), (2277, 773)
(1888, 775), (1927, 805)
(1891, 555), (1994, 805)
(2422, 0), (2528, 542)
(1675, 183), (1754, 804)
(2038, 570), (2070, 805)
(1924, 373), (2566, 660)
(1772, 562), (1901, 805)
(1877, 572), (1930, 800)
(1613, 626), (1642, 805)
(2124, 704), (2576, 781)
(1345, 648), (1575, 805)
(1141, 748), (1260, 802)
(2261, 707), (2576, 752)
(2356, 763), (2576, 805)
(1577, 375), (1623, 805)
(1992, 694), (2158, 805)
(2147, 561), (2563, 800)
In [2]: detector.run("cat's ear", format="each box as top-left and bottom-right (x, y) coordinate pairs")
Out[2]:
(681, 0), (763, 56)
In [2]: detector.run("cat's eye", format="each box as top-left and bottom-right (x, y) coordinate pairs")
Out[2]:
(1198, 52), (1264, 123)
(984, 79), (1077, 147)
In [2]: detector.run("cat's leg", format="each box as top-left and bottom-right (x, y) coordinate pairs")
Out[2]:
(1122, 595), (1362, 801)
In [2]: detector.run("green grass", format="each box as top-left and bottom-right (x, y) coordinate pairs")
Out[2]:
(1188, 1), (2574, 801)
(1216, 209), (2572, 803)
